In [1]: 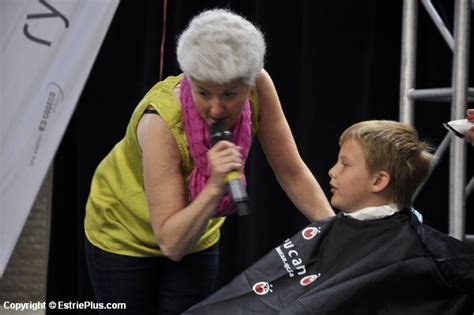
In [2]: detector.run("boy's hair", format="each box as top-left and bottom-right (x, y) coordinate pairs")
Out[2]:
(340, 120), (434, 209)
(177, 9), (266, 85)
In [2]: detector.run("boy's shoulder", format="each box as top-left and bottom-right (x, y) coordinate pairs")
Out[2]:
(413, 216), (474, 295)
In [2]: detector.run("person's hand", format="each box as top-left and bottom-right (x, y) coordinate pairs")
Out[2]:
(466, 109), (474, 145)
(206, 141), (243, 193)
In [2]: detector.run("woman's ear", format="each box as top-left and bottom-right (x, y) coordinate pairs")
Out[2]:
(372, 170), (390, 193)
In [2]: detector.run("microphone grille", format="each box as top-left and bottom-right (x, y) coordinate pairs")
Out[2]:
(209, 122), (232, 145)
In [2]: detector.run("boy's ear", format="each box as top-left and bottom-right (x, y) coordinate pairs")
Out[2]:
(372, 170), (390, 193)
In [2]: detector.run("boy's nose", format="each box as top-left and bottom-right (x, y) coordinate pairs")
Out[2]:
(328, 166), (335, 178)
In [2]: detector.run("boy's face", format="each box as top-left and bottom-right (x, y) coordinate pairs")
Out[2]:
(328, 138), (377, 212)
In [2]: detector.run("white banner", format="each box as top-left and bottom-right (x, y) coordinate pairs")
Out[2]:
(0, 0), (119, 277)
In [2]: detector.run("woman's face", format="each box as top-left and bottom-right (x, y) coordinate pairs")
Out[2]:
(189, 78), (251, 129)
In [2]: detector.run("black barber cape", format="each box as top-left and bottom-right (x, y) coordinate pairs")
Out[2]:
(186, 210), (474, 314)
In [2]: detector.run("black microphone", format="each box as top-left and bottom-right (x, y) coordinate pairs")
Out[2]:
(209, 122), (249, 216)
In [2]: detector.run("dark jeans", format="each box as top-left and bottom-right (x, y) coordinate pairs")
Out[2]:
(84, 238), (218, 314)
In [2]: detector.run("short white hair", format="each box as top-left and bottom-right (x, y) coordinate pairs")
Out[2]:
(177, 9), (266, 85)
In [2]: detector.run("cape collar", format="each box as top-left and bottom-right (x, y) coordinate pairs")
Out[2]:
(343, 204), (399, 221)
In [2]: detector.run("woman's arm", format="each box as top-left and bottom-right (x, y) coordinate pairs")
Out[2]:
(137, 112), (242, 261)
(256, 69), (334, 221)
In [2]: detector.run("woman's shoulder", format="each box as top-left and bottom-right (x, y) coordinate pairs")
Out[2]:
(144, 74), (184, 100)
(135, 74), (184, 121)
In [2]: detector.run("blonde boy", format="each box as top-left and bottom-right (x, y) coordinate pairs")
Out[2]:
(187, 121), (474, 314)
(328, 120), (432, 218)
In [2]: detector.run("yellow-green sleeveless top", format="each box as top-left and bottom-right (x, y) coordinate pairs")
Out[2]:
(84, 74), (259, 256)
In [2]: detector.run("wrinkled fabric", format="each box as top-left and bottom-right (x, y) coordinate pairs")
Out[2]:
(186, 210), (474, 314)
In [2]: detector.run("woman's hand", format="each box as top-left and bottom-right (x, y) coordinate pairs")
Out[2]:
(466, 109), (474, 144)
(206, 140), (243, 194)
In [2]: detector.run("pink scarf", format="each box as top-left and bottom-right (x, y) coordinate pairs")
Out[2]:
(180, 76), (252, 217)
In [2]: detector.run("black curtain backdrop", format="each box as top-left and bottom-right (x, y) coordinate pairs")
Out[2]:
(47, 1), (473, 313)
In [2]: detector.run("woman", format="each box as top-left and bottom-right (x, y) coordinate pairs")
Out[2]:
(84, 8), (333, 314)
(466, 108), (474, 144)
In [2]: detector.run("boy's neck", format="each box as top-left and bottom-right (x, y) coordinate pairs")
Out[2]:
(343, 204), (399, 221)
(344, 193), (392, 213)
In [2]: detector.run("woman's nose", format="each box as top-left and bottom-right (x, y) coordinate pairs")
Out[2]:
(209, 98), (225, 117)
